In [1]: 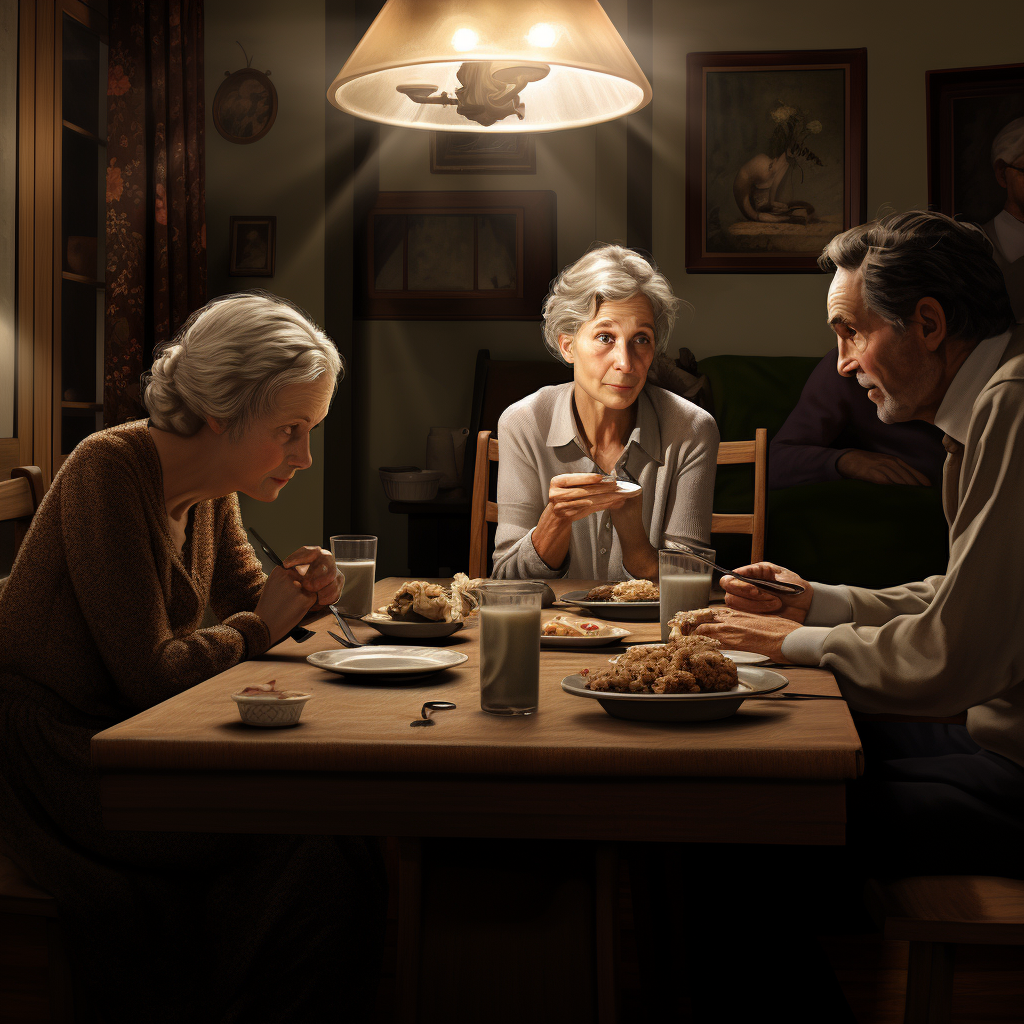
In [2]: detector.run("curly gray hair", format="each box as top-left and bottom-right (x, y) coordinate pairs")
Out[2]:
(144, 292), (344, 436)
(819, 211), (1014, 344)
(541, 245), (682, 363)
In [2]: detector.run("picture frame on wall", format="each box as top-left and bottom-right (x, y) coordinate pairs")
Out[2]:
(926, 62), (1024, 222)
(430, 132), (536, 174)
(685, 48), (867, 273)
(360, 191), (556, 320)
(228, 216), (276, 277)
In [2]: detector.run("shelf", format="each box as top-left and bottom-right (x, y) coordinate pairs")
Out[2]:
(62, 270), (103, 288)
(62, 119), (105, 146)
(62, 401), (103, 411)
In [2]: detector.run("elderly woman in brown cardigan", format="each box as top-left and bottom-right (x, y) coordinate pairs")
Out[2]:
(0, 293), (383, 1022)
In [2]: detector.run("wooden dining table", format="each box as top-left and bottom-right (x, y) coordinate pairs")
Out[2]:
(92, 577), (863, 1023)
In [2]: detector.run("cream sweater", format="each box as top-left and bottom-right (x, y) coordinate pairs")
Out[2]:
(782, 326), (1024, 768)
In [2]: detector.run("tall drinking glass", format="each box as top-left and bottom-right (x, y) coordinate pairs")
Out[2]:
(477, 581), (545, 716)
(330, 534), (377, 616)
(659, 544), (715, 641)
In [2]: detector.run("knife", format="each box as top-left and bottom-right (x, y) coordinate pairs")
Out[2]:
(247, 527), (315, 644)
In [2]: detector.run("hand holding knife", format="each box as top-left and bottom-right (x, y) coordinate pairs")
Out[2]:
(247, 527), (316, 644)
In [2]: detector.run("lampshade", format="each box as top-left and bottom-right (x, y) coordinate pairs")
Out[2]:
(327, 0), (651, 132)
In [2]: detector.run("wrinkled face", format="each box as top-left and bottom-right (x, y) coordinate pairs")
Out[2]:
(560, 294), (657, 412)
(227, 375), (334, 502)
(827, 268), (931, 424)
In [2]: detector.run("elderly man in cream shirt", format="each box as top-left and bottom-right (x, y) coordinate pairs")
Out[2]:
(696, 211), (1024, 878)
(982, 116), (1024, 322)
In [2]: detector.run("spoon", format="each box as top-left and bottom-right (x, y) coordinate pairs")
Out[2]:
(667, 543), (805, 596)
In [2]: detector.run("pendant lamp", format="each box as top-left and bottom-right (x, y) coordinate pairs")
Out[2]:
(327, 0), (651, 132)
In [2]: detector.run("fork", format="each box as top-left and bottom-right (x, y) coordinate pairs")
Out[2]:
(328, 604), (363, 647)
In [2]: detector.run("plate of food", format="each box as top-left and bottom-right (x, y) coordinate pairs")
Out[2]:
(561, 636), (787, 721)
(540, 614), (630, 648)
(560, 580), (660, 621)
(307, 646), (468, 679)
(361, 574), (483, 638)
(607, 644), (769, 666)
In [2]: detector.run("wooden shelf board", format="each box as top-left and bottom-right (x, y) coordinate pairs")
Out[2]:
(61, 402), (103, 411)
(61, 119), (105, 146)
(61, 271), (103, 288)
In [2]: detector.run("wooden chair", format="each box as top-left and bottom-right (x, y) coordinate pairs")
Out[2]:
(712, 429), (767, 565)
(467, 429), (769, 579)
(865, 875), (1024, 1024)
(0, 850), (74, 1022)
(468, 431), (499, 579)
(0, 466), (45, 559)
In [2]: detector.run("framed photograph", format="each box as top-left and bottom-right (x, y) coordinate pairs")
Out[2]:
(360, 191), (556, 320)
(926, 63), (1024, 222)
(685, 49), (867, 273)
(213, 67), (278, 144)
(430, 132), (536, 174)
(228, 216), (276, 277)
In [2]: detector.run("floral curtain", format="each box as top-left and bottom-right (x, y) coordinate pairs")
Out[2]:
(104, 0), (207, 425)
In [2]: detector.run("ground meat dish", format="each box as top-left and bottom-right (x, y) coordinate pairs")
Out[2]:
(585, 637), (738, 694)
(584, 580), (659, 602)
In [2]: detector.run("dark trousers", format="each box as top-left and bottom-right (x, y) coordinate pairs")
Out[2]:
(850, 721), (1024, 879)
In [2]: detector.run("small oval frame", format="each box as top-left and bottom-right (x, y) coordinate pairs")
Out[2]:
(212, 67), (278, 145)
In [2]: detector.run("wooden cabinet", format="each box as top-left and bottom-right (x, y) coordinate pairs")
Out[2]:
(7, 0), (107, 487)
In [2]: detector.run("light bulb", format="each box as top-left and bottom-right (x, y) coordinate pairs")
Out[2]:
(451, 28), (479, 51)
(527, 23), (558, 47)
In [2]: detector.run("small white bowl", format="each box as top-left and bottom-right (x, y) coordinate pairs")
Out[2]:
(379, 469), (443, 502)
(232, 691), (311, 727)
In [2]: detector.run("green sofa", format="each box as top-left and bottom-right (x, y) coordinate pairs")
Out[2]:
(697, 355), (950, 589)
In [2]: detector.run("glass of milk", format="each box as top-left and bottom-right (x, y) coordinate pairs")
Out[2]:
(329, 534), (378, 617)
(476, 581), (545, 716)
(659, 544), (715, 641)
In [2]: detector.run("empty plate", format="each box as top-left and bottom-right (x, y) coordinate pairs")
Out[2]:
(307, 647), (468, 678)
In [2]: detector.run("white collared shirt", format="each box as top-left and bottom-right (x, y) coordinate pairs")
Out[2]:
(934, 330), (1013, 444)
(993, 210), (1024, 265)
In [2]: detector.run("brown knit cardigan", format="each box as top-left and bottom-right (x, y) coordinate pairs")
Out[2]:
(0, 419), (271, 718)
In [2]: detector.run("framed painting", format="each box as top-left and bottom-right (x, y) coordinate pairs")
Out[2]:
(360, 191), (556, 320)
(685, 49), (867, 273)
(430, 132), (536, 174)
(228, 216), (276, 277)
(926, 62), (1024, 222)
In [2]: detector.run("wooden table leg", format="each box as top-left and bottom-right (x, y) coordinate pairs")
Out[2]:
(595, 844), (618, 1024)
(904, 940), (955, 1024)
(397, 837), (423, 1024)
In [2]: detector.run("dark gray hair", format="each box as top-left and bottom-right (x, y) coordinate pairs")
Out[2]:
(541, 244), (682, 363)
(819, 211), (1014, 344)
(144, 291), (344, 436)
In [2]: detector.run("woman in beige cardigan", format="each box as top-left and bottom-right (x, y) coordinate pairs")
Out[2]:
(0, 293), (383, 1022)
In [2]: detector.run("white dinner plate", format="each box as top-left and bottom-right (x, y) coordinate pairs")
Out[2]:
(307, 647), (468, 677)
(560, 590), (660, 622)
(561, 666), (789, 721)
(361, 613), (467, 639)
(540, 624), (631, 649)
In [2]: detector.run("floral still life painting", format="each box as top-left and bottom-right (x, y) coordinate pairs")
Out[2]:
(686, 50), (866, 272)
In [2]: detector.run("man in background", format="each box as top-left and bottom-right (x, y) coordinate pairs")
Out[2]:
(982, 116), (1024, 321)
(769, 346), (946, 489)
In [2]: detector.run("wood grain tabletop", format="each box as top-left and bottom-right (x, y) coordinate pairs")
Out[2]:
(92, 578), (862, 781)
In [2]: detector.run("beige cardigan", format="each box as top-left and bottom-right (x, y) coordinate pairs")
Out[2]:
(790, 326), (1024, 768)
(0, 420), (271, 719)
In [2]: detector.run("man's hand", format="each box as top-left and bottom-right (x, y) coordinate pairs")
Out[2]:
(720, 561), (813, 623)
(837, 450), (930, 486)
(691, 608), (801, 663)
